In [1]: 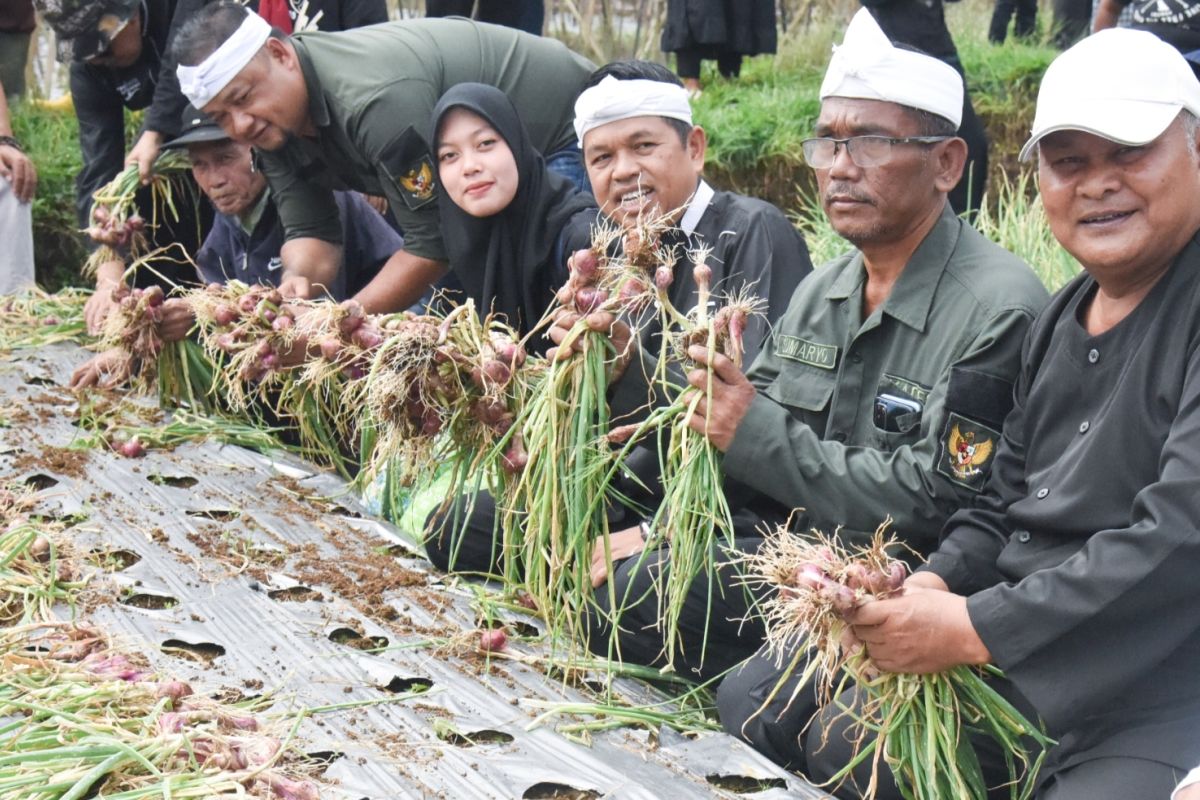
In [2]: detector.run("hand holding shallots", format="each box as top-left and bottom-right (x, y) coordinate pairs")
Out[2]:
(682, 344), (757, 451)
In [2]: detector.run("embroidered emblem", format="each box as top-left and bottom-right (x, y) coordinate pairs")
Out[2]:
(777, 335), (838, 370)
(936, 412), (1000, 492)
(398, 157), (435, 203)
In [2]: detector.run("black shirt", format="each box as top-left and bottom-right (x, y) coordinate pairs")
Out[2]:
(927, 234), (1200, 775)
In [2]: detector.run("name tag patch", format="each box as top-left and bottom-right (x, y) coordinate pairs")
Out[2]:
(879, 373), (930, 406)
(777, 335), (838, 370)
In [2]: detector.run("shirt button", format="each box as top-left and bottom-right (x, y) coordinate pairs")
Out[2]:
(1036, 487), (1049, 499)
(1078, 421), (1090, 434)
(832, 431), (847, 443)
(851, 353), (862, 364)
(1088, 348), (1100, 364)
(1017, 531), (1032, 543)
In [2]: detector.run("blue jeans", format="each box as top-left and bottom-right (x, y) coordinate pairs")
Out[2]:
(545, 146), (591, 195)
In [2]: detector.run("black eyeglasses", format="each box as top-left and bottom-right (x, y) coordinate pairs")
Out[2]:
(801, 135), (953, 169)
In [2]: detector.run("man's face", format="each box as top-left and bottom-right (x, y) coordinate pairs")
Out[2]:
(187, 139), (267, 216)
(85, 10), (142, 69)
(202, 40), (308, 151)
(1037, 117), (1200, 282)
(812, 97), (952, 247)
(582, 115), (706, 229)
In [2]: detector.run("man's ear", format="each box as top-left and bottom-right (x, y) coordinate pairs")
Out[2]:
(264, 36), (295, 70)
(687, 125), (707, 171)
(932, 136), (969, 194)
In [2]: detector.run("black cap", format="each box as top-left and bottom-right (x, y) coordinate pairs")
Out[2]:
(36, 0), (140, 63)
(162, 105), (231, 150)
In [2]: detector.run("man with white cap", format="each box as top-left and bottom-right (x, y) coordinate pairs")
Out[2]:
(562, 9), (1046, 693)
(170, 2), (594, 313)
(804, 28), (1200, 799)
(423, 59), (812, 575)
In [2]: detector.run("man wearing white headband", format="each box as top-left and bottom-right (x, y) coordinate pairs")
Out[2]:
(171, 2), (594, 313)
(805, 28), (1200, 800)
(423, 59), (813, 580)
(555, 10), (1046, 771)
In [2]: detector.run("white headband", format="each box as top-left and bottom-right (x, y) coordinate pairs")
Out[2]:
(819, 9), (963, 129)
(573, 76), (693, 146)
(177, 13), (272, 109)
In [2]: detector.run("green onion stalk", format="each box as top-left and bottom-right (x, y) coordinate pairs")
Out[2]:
(0, 628), (321, 800)
(500, 222), (666, 645)
(0, 515), (85, 625)
(0, 289), (90, 350)
(742, 525), (1053, 800)
(70, 393), (287, 459)
(607, 258), (766, 671)
(82, 149), (192, 280)
(156, 338), (218, 413)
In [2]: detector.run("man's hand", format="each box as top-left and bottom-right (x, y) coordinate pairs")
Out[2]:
(69, 348), (130, 389)
(546, 290), (635, 378)
(157, 298), (195, 343)
(683, 345), (757, 451)
(0, 144), (37, 203)
(126, 131), (163, 185)
(84, 265), (128, 335)
(590, 526), (647, 588)
(361, 193), (389, 216)
(847, 585), (990, 674)
(278, 273), (316, 300)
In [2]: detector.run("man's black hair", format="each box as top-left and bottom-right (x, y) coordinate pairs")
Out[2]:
(581, 59), (692, 145)
(172, 1), (285, 66)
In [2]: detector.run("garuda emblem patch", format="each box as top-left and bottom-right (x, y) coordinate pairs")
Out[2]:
(936, 412), (1000, 492)
(400, 159), (434, 198)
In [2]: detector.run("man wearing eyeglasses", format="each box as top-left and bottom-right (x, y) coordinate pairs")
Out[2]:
(563, 8), (1048, 764)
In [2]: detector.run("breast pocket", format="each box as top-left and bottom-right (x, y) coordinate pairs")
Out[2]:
(763, 369), (835, 424)
(874, 411), (924, 452)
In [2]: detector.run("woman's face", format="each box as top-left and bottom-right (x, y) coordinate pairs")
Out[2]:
(436, 108), (520, 218)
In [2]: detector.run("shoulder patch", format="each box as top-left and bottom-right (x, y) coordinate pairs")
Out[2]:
(394, 155), (437, 209)
(776, 335), (838, 370)
(936, 412), (1000, 493)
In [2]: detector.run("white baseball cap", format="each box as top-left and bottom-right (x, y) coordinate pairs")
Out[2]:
(1019, 28), (1200, 161)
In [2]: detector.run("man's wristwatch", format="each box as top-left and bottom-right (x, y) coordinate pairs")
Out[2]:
(0, 136), (23, 153)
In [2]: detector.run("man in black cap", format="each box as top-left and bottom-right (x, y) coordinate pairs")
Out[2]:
(71, 103), (402, 387)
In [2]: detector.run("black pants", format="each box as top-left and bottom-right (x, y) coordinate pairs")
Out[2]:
(989, 0), (1037, 42)
(425, 0), (544, 35)
(1051, 0), (1090, 47)
(583, 532), (769, 683)
(943, 57), (989, 217)
(674, 47), (743, 79)
(423, 489), (643, 575)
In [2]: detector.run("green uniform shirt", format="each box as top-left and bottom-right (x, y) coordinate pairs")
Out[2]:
(721, 204), (1049, 550)
(258, 18), (595, 261)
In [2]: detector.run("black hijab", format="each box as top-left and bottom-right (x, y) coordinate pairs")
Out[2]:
(432, 83), (597, 336)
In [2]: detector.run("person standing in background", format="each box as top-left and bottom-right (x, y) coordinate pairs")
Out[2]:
(425, 0), (544, 36)
(861, 0), (988, 216)
(0, 75), (36, 294)
(989, 0), (1037, 43)
(0, 0), (35, 99)
(661, 0), (776, 97)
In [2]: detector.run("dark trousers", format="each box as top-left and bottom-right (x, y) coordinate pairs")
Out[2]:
(674, 47), (743, 79)
(1051, 0), (1090, 47)
(423, 489), (642, 575)
(583, 533), (769, 683)
(425, 0), (545, 35)
(988, 0), (1037, 42)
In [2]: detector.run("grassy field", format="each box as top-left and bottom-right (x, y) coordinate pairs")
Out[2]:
(12, 0), (1077, 291)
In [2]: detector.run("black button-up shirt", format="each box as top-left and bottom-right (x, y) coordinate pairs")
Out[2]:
(928, 233), (1200, 774)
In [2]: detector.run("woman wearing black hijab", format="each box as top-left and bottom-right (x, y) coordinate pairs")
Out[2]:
(432, 82), (597, 347)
